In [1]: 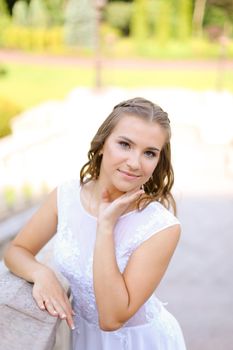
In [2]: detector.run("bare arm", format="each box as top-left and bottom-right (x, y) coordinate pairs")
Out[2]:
(4, 189), (57, 282)
(93, 189), (180, 331)
(3, 189), (75, 330)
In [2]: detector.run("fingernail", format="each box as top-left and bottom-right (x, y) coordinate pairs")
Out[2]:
(71, 325), (75, 330)
(61, 314), (66, 319)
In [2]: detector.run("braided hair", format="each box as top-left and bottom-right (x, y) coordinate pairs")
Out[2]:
(80, 97), (176, 214)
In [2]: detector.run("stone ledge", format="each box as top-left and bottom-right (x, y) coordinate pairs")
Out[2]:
(0, 262), (70, 350)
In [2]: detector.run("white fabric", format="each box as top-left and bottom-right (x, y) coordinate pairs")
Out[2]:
(53, 179), (186, 350)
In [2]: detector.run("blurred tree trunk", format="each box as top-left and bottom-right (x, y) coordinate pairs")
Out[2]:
(192, 0), (207, 36)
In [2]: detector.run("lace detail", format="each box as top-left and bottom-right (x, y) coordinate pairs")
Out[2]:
(114, 330), (129, 350)
(117, 202), (179, 257)
(157, 306), (178, 340)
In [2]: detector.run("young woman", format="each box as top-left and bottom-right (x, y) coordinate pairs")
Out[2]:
(4, 97), (186, 350)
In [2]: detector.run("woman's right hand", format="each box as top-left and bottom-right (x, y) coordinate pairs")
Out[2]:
(32, 267), (75, 330)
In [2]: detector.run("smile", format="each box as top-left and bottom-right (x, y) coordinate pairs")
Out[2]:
(117, 169), (141, 179)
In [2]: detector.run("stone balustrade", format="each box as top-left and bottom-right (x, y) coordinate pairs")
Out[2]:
(0, 261), (70, 350)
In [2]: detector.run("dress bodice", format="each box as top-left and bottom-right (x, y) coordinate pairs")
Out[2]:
(53, 179), (180, 328)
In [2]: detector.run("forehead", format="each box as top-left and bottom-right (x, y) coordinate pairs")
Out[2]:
(109, 115), (167, 148)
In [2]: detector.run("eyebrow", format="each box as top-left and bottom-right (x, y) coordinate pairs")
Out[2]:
(118, 136), (161, 152)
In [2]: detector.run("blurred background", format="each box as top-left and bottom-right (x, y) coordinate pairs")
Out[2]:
(0, 1), (233, 349)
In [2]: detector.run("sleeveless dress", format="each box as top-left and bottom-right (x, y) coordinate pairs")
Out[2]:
(53, 179), (186, 350)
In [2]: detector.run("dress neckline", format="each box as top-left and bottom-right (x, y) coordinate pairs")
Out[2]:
(78, 181), (139, 221)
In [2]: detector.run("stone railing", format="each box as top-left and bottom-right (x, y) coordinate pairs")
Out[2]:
(0, 261), (71, 350)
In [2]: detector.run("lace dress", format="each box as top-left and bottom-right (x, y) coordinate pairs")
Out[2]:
(53, 179), (186, 350)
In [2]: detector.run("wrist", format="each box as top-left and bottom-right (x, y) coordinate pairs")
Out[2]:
(97, 220), (114, 235)
(31, 264), (53, 283)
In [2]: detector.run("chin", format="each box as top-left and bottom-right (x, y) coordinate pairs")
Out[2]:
(112, 180), (140, 193)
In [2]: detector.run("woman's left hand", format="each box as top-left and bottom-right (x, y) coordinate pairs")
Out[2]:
(97, 188), (144, 229)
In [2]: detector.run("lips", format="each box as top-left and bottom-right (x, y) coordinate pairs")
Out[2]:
(118, 169), (141, 178)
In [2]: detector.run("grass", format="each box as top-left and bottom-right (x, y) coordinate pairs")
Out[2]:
(0, 62), (233, 110)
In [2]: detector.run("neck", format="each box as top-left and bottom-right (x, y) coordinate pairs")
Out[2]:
(92, 177), (124, 203)
(91, 177), (139, 215)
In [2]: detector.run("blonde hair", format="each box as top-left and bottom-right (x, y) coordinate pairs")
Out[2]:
(80, 97), (176, 214)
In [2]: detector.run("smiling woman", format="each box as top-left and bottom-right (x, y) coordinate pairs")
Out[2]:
(4, 97), (186, 350)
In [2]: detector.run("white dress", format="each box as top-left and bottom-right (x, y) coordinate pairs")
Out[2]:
(53, 179), (186, 350)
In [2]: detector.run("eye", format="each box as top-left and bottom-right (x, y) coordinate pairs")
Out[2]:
(144, 150), (156, 158)
(119, 141), (130, 149)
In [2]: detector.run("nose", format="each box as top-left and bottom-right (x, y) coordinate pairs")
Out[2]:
(126, 151), (141, 170)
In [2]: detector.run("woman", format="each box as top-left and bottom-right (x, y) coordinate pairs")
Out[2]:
(4, 97), (186, 349)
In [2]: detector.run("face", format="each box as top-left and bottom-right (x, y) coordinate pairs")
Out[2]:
(98, 115), (167, 196)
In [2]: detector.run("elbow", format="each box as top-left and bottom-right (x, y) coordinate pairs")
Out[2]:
(98, 319), (123, 332)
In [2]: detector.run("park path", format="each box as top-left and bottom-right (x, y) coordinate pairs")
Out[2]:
(1, 48), (233, 70)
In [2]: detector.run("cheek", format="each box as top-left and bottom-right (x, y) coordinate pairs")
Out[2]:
(102, 144), (124, 166)
(143, 159), (159, 176)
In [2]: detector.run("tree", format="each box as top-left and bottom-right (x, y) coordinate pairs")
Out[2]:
(177, 0), (192, 40)
(192, 0), (207, 36)
(45, 0), (65, 26)
(130, 0), (149, 42)
(156, 0), (172, 44)
(12, 0), (28, 26)
(0, 0), (9, 17)
(27, 0), (49, 27)
(207, 0), (233, 22)
(64, 0), (96, 48)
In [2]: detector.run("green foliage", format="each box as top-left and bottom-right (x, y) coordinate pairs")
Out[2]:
(0, 0), (9, 17)
(22, 183), (33, 202)
(204, 5), (228, 28)
(156, 1), (172, 44)
(12, 0), (28, 26)
(104, 1), (133, 35)
(64, 0), (96, 48)
(147, 0), (160, 37)
(28, 0), (50, 27)
(0, 97), (21, 138)
(3, 186), (17, 209)
(2, 57), (233, 112)
(45, 0), (65, 26)
(0, 24), (63, 51)
(130, 0), (150, 42)
(177, 0), (192, 40)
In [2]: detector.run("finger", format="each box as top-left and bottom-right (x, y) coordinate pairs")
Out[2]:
(62, 292), (73, 313)
(60, 297), (75, 330)
(65, 313), (76, 330)
(43, 299), (59, 317)
(34, 294), (46, 311)
(52, 296), (75, 330)
(50, 298), (69, 320)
